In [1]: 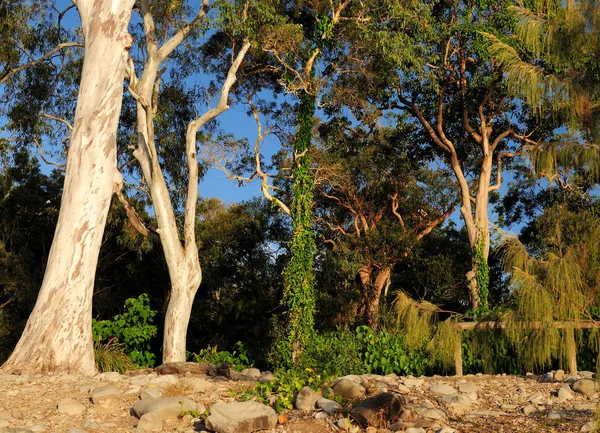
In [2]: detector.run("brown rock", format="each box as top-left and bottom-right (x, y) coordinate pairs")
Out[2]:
(349, 392), (403, 428)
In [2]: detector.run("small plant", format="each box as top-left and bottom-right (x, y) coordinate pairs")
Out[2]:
(238, 368), (329, 413)
(192, 341), (252, 371)
(94, 338), (136, 373)
(93, 293), (157, 368)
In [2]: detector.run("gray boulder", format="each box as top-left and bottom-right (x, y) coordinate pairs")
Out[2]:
(90, 385), (120, 404)
(295, 386), (321, 411)
(572, 379), (597, 397)
(332, 378), (365, 399)
(205, 401), (277, 433)
(429, 384), (457, 395)
(57, 399), (87, 416)
(132, 396), (200, 419)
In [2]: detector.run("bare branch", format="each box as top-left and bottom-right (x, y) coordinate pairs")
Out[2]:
(158, 0), (211, 61)
(0, 42), (83, 86)
(33, 139), (65, 171)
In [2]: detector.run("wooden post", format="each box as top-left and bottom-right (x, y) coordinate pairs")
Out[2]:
(454, 337), (463, 377)
(565, 326), (577, 374)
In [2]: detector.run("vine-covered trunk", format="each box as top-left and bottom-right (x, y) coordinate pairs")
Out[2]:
(462, 153), (492, 312)
(282, 91), (317, 365)
(1, 0), (134, 374)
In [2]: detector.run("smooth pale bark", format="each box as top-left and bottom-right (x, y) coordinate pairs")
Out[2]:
(126, 0), (250, 362)
(1, 0), (134, 374)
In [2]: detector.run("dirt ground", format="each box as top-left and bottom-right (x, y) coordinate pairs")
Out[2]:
(0, 371), (596, 433)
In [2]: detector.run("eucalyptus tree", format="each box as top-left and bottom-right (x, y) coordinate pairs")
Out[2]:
(314, 122), (457, 329)
(331, 0), (551, 312)
(1, 0), (135, 374)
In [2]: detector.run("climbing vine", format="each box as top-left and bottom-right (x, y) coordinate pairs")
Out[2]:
(474, 235), (489, 314)
(281, 90), (317, 367)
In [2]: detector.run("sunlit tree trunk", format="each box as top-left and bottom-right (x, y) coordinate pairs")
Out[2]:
(1, 0), (134, 374)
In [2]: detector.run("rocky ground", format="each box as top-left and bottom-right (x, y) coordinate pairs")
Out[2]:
(0, 365), (597, 433)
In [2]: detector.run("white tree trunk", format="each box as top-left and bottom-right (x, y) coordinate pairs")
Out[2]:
(1, 0), (134, 374)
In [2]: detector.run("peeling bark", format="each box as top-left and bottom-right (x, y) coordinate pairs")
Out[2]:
(1, 0), (135, 374)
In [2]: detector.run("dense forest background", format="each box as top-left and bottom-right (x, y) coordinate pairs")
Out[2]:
(1, 0), (599, 377)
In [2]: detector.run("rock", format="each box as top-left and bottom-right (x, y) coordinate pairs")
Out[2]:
(140, 388), (162, 400)
(132, 396), (200, 419)
(439, 394), (472, 406)
(27, 426), (44, 432)
(554, 370), (565, 381)
(528, 392), (544, 404)
(90, 385), (120, 404)
(205, 401), (277, 433)
(239, 368), (261, 380)
(149, 374), (179, 387)
(390, 420), (437, 431)
(349, 393), (403, 428)
(429, 384), (457, 395)
(313, 411), (328, 420)
(457, 382), (477, 393)
(316, 398), (341, 414)
(405, 428), (426, 433)
(545, 371), (554, 380)
(137, 412), (163, 432)
(500, 404), (517, 411)
(396, 384), (410, 394)
(572, 379), (597, 397)
(332, 378), (365, 399)
(548, 409), (565, 419)
(414, 405), (446, 420)
(574, 403), (597, 411)
(96, 372), (121, 382)
(521, 405), (537, 415)
(580, 421), (598, 432)
(67, 429), (87, 433)
(259, 372), (274, 383)
(580, 371), (595, 379)
(180, 377), (211, 392)
(57, 399), (87, 416)
(447, 402), (471, 415)
(295, 386), (321, 411)
(558, 386), (574, 400)
(403, 378), (424, 388)
(437, 428), (456, 433)
(153, 362), (209, 376)
(81, 419), (102, 430)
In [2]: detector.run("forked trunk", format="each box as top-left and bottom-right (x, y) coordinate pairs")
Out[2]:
(366, 268), (391, 330)
(358, 266), (391, 330)
(162, 256), (201, 362)
(1, 0), (134, 374)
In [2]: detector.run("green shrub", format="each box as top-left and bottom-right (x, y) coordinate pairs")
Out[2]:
(192, 341), (253, 371)
(239, 368), (328, 413)
(92, 293), (157, 368)
(356, 325), (432, 376)
(297, 329), (365, 377)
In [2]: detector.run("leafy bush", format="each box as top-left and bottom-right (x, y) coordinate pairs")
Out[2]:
(356, 325), (432, 376)
(239, 368), (328, 413)
(297, 329), (366, 377)
(192, 341), (253, 371)
(92, 293), (157, 368)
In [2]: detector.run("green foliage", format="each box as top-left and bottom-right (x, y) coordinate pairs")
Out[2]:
(92, 294), (157, 368)
(238, 368), (328, 413)
(296, 330), (365, 377)
(191, 341), (253, 371)
(356, 325), (432, 376)
(280, 91), (318, 367)
(474, 236), (490, 314)
(94, 339), (137, 373)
